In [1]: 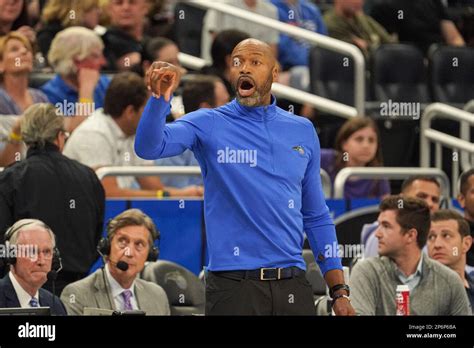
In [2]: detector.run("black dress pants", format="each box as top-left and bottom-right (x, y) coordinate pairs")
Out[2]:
(205, 271), (316, 315)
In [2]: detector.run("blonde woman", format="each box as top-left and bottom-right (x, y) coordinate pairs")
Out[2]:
(37, 0), (101, 59)
(0, 31), (48, 115)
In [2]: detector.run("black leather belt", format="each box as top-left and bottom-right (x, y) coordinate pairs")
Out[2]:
(212, 267), (305, 281)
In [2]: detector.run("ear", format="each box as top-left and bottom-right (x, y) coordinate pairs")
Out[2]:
(406, 228), (418, 245)
(462, 235), (472, 254)
(199, 102), (212, 109)
(457, 193), (466, 209)
(272, 62), (279, 82)
(123, 105), (135, 120)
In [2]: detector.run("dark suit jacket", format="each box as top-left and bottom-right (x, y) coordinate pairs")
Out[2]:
(0, 274), (67, 315)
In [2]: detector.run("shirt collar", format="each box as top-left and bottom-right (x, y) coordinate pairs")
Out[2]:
(96, 108), (128, 140)
(231, 95), (277, 121)
(53, 74), (77, 96)
(104, 264), (136, 299)
(394, 253), (424, 282)
(9, 272), (39, 308)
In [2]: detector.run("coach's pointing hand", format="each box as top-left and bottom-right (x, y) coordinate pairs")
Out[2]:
(146, 61), (181, 102)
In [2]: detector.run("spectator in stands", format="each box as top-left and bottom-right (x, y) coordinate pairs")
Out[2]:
(427, 209), (474, 313)
(61, 209), (170, 315)
(324, 0), (397, 60)
(201, 0), (279, 63)
(0, 31), (48, 166)
(41, 26), (110, 132)
(201, 29), (251, 98)
(0, 103), (105, 294)
(142, 37), (185, 76)
(0, 32), (48, 115)
(37, 0), (101, 60)
(0, 219), (66, 315)
(0, 0), (36, 46)
(141, 37), (186, 118)
(362, 175), (441, 257)
(155, 75), (230, 188)
(63, 72), (203, 198)
(271, 0), (327, 70)
(458, 169), (474, 267)
(369, 0), (465, 55)
(350, 195), (470, 315)
(102, 0), (149, 71)
(321, 117), (390, 199)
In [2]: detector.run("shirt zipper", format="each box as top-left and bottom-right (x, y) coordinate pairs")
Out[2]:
(263, 105), (275, 172)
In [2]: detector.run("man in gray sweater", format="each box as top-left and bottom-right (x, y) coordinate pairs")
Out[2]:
(350, 195), (470, 315)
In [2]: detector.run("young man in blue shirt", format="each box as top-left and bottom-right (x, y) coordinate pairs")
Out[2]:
(135, 39), (354, 316)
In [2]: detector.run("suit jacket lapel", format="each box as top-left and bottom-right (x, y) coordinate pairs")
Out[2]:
(94, 269), (116, 311)
(3, 275), (21, 308)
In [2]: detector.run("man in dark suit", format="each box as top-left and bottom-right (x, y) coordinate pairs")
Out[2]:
(0, 219), (66, 315)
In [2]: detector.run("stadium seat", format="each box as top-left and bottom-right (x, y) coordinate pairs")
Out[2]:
(371, 44), (430, 103)
(309, 47), (369, 106)
(173, 2), (206, 58)
(333, 205), (380, 266)
(429, 46), (474, 105)
(141, 260), (205, 316)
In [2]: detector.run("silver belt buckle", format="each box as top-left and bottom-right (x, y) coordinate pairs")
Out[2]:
(260, 267), (281, 280)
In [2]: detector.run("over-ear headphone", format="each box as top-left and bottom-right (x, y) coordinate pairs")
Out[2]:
(97, 217), (160, 262)
(2, 220), (62, 272)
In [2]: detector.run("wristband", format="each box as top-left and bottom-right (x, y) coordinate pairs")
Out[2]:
(156, 190), (164, 199)
(8, 132), (22, 143)
(79, 97), (93, 104)
(329, 284), (350, 298)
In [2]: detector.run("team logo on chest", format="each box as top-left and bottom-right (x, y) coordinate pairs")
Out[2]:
(292, 145), (305, 155)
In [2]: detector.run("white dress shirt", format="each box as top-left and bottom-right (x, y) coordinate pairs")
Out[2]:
(8, 272), (40, 308)
(104, 264), (139, 311)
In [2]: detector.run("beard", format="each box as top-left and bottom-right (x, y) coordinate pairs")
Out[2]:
(234, 74), (273, 107)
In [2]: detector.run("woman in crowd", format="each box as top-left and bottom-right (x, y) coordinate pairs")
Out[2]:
(37, 0), (101, 59)
(321, 117), (390, 199)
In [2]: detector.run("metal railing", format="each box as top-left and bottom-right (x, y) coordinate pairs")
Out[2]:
(464, 100), (474, 113)
(96, 166), (333, 198)
(333, 167), (450, 199)
(178, 53), (358, 119)
(420, 103), (474, 194)
(185, 0), (365, 115)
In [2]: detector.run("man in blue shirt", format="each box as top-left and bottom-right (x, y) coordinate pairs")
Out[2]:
(135, 39), (354, 315)
(271, 0), (327, 69)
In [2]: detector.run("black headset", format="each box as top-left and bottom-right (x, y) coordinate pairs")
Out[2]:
(97, 217), (160, 262)
(2, 220), (62, 271)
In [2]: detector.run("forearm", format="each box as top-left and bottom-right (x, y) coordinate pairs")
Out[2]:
(441, 20), (465, 46)
(135, 96), (170, 160)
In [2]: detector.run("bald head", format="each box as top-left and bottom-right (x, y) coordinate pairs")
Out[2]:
(232, 39), (277, 68)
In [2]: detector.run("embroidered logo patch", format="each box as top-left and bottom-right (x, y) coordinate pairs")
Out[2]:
(292, 145), (305, 155)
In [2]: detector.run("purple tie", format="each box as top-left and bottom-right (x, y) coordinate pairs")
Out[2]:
(121, 290), (133, 311)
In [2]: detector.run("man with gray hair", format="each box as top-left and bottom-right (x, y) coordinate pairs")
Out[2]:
(0, 103), (105, 295)
(40, 26), (110, 132)
(0, 218), (66, 315)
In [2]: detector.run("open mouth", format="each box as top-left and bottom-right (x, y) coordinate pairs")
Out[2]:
(238, 77), (256, 98)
